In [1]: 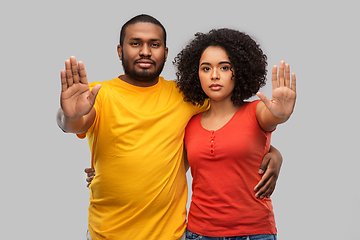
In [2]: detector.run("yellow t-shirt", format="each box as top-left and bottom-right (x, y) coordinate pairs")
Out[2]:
(77, 76), (207, 240)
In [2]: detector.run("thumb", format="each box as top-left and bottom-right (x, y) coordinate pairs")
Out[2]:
(256, 92), (271, 108)
(89, 84), (101, 105)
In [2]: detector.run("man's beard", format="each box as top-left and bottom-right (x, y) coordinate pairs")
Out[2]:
(122, 53), (166, 82)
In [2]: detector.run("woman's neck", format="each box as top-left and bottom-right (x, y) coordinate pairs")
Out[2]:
(206, 98), (242, 116)
(201, 99), (243, 131)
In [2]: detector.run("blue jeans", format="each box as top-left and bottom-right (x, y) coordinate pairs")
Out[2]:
(186, 229), (277, 240)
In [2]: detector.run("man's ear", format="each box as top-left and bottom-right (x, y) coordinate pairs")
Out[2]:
(164, 47), (169, 62)
(117, 44), (122, 61)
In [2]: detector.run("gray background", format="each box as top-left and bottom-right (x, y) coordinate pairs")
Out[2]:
(1, 0), (359, 239)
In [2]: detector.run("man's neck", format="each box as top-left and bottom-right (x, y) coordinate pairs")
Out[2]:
(119, 75), (159, 87)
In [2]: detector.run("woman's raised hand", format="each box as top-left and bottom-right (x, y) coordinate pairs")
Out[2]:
(257, 61), (296, 121)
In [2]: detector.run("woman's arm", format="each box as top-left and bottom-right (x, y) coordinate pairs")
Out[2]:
(256, 61), (296, 132)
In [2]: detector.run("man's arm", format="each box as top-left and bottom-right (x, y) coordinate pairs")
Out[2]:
(254, 145), (283, 199)
(57, 108), (96, 134)
(56, 56), (101, 134)
(183, 145), (190, 173)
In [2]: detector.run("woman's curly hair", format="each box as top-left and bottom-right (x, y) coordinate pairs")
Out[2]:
(174, 28), (267, 106)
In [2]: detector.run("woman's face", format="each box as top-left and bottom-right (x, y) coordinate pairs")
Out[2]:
(198, 46), (235, 103)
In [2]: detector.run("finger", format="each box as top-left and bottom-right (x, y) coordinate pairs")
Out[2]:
(254, 185), (264, 198)
(291, 73), (296, 92)
(256, 176), (275, 199)
(84, 168), (95, 177)
(261, 184), (275, 199)
(258, 152), (271, 174)
(278, 61), (285, 87)
(89, 84), (102, 106)
(86, 176), (94, 183)
(65, 59), (74, 87)
(260, 169), (278, 198)
(78, 61), (89, 84)
(254, 170), (270, 192)
(285, 64), (290, 87)
(263, 180), (276, 198)
(60, 70), (68, 92)
(254, 178), (264, 192)
(255, 178), (269, 198)
(271, 65), (278, 90)
(84, 167), (94, 173)
(256, 184), (268, 199)
(70, 56), (80, 84)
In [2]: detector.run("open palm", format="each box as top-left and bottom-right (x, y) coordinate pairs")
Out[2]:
(257, 61), (296, 120)
(60, 56), (101, 119)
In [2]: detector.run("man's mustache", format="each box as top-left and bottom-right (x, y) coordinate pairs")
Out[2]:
(134, 58), (156, 65)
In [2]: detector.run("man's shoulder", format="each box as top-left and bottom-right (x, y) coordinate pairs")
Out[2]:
(159, 76), (176, 84)
(159, 77), (180, 91)
(88, 77), (119, 87)
(160, 77), (183, 96)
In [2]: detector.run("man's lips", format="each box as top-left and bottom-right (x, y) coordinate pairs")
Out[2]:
(210, 84), (222, 90)
(135, 59), (155, 68)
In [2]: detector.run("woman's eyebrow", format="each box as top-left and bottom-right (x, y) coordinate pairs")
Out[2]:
(200, 61), (231, 66)
(219, 61), (231, 65)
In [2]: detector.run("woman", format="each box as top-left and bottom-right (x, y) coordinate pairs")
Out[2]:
(174, 28), (296, 240)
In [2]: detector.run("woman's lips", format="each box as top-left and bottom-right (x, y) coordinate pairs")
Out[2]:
(210, 84), (222, 90)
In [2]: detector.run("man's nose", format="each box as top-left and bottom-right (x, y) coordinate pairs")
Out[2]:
(140, 44), (151, 57)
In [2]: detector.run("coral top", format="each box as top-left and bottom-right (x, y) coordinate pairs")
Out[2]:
(185, 100), (277, 237)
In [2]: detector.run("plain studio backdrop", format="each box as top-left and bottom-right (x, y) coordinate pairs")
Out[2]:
(1, 1), (359, 239)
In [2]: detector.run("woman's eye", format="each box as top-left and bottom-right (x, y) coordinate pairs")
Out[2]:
(203, 67), (210, 71)
(221, 66), (229, 70)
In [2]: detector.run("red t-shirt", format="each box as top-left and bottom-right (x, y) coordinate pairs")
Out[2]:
(185, 100), (276, 237)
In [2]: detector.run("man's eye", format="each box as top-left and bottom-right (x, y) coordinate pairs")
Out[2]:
(151, 43), (160, 47)
(131, 42), (140, 46)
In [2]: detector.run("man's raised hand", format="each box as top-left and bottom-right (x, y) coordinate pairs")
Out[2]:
(60, 56), (101, 119)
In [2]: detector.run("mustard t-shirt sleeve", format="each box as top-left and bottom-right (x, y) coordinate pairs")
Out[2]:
(76, 81), (102, 139)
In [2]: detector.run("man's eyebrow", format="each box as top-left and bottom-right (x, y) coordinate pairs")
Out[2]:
(129, 37), (141, 41)
(129, 37), (162, 42)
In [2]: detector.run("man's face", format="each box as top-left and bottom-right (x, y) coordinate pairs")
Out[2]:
(118, 22), (168, 86)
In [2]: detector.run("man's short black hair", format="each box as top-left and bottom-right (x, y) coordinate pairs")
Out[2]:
(119, 14), (167, 47)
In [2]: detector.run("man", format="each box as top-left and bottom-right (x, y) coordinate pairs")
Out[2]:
(57, 14), (282, 240)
